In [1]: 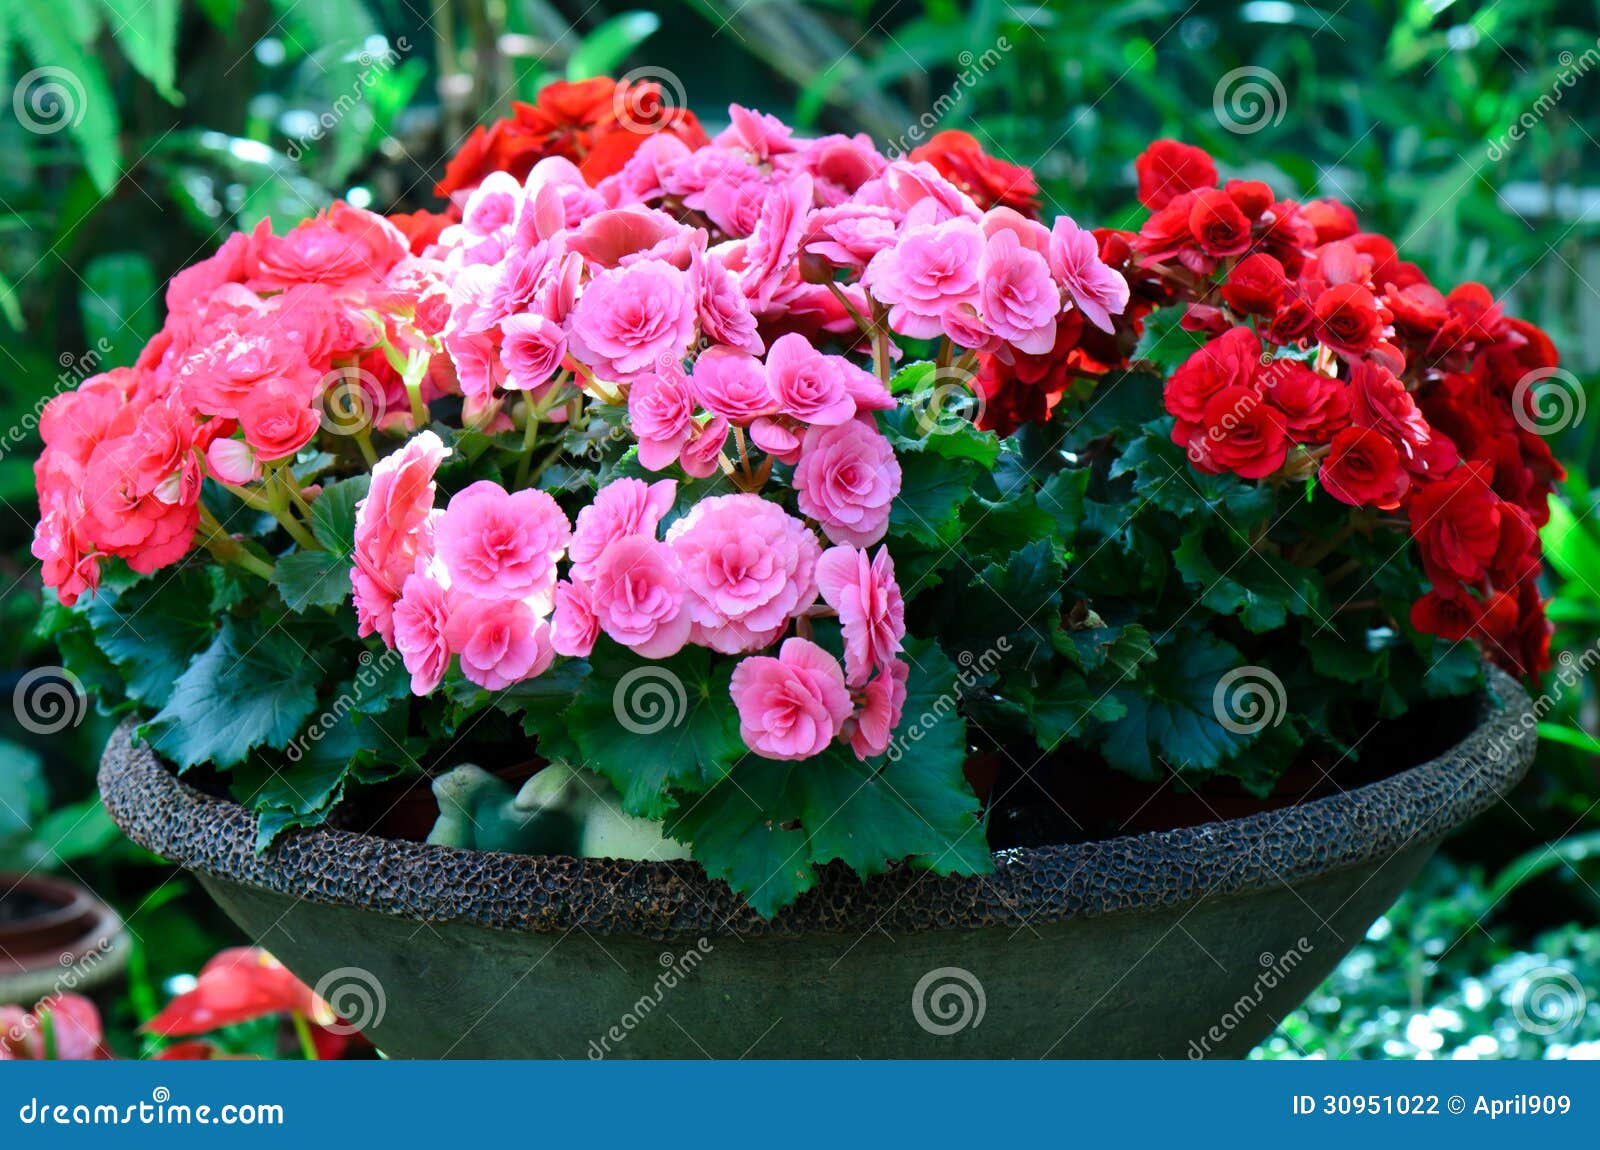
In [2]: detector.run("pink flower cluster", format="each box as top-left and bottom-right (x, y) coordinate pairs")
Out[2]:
(36, 87), (1128, 770)
(33, 203), (450, 605)
(424, 106), (1128, 547)
(354, 431), (571, 694)
(353, 453), (909, 761)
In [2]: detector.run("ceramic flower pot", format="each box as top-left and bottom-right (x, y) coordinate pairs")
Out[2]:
(0, 873), (130, 1007)
(98, 667), (1536, 1059)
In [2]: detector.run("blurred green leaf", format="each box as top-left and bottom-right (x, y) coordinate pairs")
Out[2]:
(99, 0), (182, 103)
(567, 12), (660, 80)
(11, 0), (121, 192)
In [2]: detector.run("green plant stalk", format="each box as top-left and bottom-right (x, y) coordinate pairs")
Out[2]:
(513, 408), (541, 489)
(265, 468), (323, 552)
(402, 348), (430, 428)
(196, 503), (275, 581)
(290, 1012), (320, 1061)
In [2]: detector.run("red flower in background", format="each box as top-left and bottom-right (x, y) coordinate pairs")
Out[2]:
(909, 130), (1041, 216)
(435, 76), (709, 198)
(144, 947), (366, 1060)
(1134, 139), (1218, 211)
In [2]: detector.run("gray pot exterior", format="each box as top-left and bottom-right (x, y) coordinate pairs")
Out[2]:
(100, 668), (1536, 1059)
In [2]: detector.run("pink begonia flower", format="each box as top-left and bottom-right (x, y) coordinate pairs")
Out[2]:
(444, 596), (554, 691)
(550, 579), (599, 657)
(786, 133), (887, 205)
(730, 638), (853, 761)
(696, 250), (764, 356)
(879, 160), (982, 222)
(247, 203), (407, 293)
(977, 227), (1060, 356)
(567, 206), (699, 271)
(437, 480), (570, 609)
(499, 313), (567, 392)
(742, 173), (813, 309)
(595, 132), (693, 208)
(862, 207), (985, 340)
(666, 149), (768, 237)
(566, 258), (695, 381)
(792, 418), (901, 547)
(589, 536), (692, 658)
(236, 376), (320, 461)
(680, 416), (730, 480)
(206, 437), (262, 485)
(850, 658), (909, 761)
(690, 347), (774, 423)
(816, 545), (905, 687)
(627, 368), (697, 470)
(569, 476), (678, 583)
(479, 246), (559, 330)
(513, 181), (567, 252)
(352, 431), (449, 644)
(442, 328), (502, 402)
(940, 302), (1000, 354)
(665, 494), (822, 654)
(177, 327), (319, 421)
(749, 415), (801, 459)
(1049, 216), (1130, 334)
(765, 333), (857, 426)
(393, 568), (452, 695)
(460, 172), (522, 236)
(717, 104), (798, 161)
(802, 204), (899, 269)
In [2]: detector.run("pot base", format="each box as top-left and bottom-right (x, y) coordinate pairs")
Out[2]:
(199, 837), (1434, 1058)
(100, 667), (1536, 1059)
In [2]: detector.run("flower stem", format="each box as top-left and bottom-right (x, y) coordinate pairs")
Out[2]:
(196, 503), (275, 581)
(513, 407), (541, 489)
(354, 428), (379, 467)
(266, 467), (324, 551)
(402, 349), (430, 429)
(826, 280), (874, 342)
(290, 1012), (320, 1061)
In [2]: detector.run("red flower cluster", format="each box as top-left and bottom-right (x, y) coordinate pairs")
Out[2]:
(908, 130), (1041, 216)
(1127, 139), (1557, 677)
(32, 203), (448, 606)
(435, 76), (709, 199)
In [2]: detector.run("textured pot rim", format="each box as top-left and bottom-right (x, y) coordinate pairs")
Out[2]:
(99, 666), (1536, 940)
